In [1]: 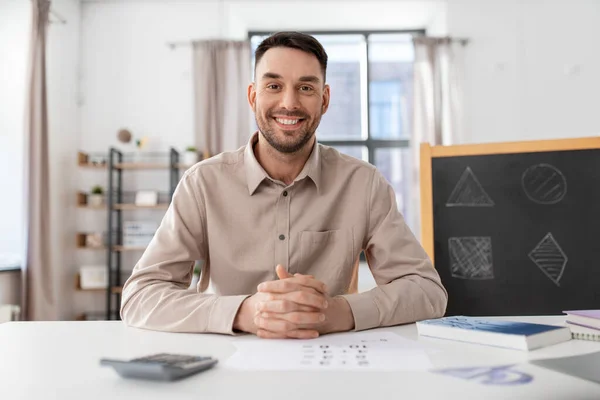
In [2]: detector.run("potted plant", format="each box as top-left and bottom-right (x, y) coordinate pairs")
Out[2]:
(183, 146), (199, 166)
(89, 185), (104, 207)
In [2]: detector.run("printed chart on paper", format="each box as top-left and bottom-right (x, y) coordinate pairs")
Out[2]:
(225, 331), (434, 371)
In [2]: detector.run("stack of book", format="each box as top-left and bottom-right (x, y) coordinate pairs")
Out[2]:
(564, 310), (600, 341)
(416, 316), (572, 351)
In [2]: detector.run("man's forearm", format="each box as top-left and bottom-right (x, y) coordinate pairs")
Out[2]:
(121, 281), (249, 334)
(342, 276), (447, 331)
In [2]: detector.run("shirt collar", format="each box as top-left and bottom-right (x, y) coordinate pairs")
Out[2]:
(245, 131), (322, 195)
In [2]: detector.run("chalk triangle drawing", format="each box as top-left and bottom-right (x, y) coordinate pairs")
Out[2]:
(446, 167), (495, 207)
(528, 232), (567, 287)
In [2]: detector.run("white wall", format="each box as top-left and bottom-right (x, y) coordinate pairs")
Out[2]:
(225, 0), (447, 38)
(79, 1), (223, 154)
(448, 0), (600, 143)
(0, 0), (30, 307)
(79, 0), (446, 153)
(0, 0), (29, 260)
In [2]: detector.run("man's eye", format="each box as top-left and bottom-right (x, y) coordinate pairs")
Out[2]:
(267, 84), (280, 90)
(300, 86), (313, 92)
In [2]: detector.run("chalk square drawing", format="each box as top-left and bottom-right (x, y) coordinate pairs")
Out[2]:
(521, 163), (567, 205)
(446, 167), (495, 207)
(528, 233), (567, 287)
(449, 237), (494, 280)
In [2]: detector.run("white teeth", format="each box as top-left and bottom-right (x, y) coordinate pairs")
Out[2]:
(275, 118), (299, 125)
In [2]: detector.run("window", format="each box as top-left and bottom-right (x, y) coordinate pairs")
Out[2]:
(250, 31), (421, 230)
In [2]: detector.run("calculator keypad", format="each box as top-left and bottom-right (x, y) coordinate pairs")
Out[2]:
(132, 353), (213, 369)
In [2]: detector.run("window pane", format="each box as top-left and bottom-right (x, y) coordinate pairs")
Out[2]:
(311, 34), (364, 141)
(374, 147), (413, 228)
(331, 145), (367, 162)
(368, 34), (414, 139)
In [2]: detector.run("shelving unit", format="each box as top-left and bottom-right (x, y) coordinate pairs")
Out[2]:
(78, 151), (107, 169)
(113, 204), (169, 210)
(76, 148), (194, 321)
(105, 147), (184, 320)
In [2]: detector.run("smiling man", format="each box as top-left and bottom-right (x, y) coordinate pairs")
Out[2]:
(120, 32), (448, 339)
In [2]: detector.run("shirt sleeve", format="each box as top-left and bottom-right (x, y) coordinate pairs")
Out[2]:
(340, 169), (448, 331)
(120, 170), (250, 334)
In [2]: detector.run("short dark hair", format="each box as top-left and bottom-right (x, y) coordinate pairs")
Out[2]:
(254, 31), (328, 82)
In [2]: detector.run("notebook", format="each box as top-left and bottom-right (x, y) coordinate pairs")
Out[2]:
(568, 323), (600, 342)
(416, 316), (572, 351)
(563, 310), (600, 330)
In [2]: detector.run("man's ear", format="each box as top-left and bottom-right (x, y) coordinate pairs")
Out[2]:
(321, 84), (331, 114)
(247, 82), (256, 110)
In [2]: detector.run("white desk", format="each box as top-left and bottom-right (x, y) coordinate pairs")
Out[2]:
(1, 316), (600, 400)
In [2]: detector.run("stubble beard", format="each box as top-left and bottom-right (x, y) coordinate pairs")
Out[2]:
(255, 108), (322, 154)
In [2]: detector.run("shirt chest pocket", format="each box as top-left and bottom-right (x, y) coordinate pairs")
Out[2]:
(300, 229), (355, 283)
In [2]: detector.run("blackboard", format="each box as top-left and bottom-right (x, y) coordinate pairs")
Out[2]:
(420, 138), (600, 316)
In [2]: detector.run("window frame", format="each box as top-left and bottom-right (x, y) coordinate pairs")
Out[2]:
(248, 29), (425, 164)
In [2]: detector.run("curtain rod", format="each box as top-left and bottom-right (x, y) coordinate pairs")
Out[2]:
(167, 41), (193, 50)
(167, 39), (242, 50)
(166, 35), (470, 49)
(49, 8), (67, 24)
(30, 0), (67, 24)
(427, 37), (470, 45)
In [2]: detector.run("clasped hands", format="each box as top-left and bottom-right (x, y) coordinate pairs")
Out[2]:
(234, 265), (354, 339)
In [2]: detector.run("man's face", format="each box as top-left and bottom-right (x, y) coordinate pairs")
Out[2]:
(248, 47), (330, 154)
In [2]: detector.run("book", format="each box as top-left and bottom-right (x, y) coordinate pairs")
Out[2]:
(563, 310), (600, 330)
(568, 323), (600, 342)
(416, 316), (572, 351)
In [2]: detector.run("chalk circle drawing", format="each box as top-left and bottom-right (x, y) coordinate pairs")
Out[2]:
(449, 237), (494, 280)
(522, 163), (567, 204)
(528, 232), (567, 287)
(434, 365), (534, 386)
(446, 166), (495, 207)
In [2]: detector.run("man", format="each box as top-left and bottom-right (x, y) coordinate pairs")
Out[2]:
(120, 32), (447, 339)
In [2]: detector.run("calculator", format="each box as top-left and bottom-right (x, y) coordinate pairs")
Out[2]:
(100, 353), (218, 381)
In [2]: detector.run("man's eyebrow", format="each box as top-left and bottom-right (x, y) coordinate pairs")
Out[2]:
(260, 72), (321, 84)
(262, 72), (282, 80)
(298, 75), (321, 84)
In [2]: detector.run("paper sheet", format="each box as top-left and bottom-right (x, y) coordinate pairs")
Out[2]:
(225, 331), (433, 371)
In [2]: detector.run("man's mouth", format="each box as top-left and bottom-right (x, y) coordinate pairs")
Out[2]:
(272, 116), (305, 130)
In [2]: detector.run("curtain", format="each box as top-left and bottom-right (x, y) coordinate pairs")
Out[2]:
(21, 0), (55, 320)
(192, 40), (251, 156)
(410, 37), (466, 237)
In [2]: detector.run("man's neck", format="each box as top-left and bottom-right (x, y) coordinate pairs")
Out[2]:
(254, 133), (315, 186)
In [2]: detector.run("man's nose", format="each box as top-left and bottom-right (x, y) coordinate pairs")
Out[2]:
(280, 87), (301, 110)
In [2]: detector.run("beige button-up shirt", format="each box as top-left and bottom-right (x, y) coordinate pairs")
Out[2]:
(121, 133), (447, 334)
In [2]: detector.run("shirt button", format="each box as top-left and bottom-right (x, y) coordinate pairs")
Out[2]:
(283, 191), (288, 197)
(279, 234), (285, 240)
